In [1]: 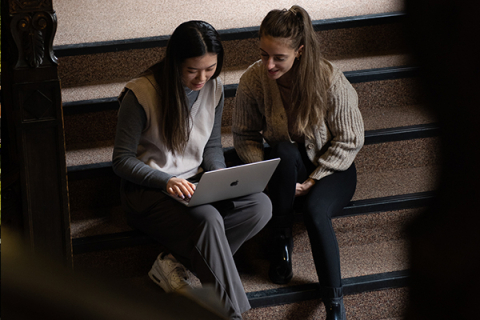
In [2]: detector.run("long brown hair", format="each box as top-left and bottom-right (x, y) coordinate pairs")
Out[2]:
(259, 5), (332, 139)
(143, 21), (224, 155)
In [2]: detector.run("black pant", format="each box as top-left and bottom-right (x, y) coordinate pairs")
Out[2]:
(267, 141), (357, 288)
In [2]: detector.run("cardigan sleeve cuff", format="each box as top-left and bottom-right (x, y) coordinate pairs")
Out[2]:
(309, 166), (335, 181)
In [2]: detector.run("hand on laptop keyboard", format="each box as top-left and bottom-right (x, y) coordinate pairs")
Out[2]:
(166, 177), (196, 200)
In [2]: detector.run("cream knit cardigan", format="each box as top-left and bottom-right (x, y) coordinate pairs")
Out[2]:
(232, 60), (364, 181)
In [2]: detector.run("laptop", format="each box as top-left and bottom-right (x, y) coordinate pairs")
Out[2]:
(165, 158), (280, 207)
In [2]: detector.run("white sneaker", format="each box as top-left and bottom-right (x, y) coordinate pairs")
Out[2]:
(148, 253), (192, 293)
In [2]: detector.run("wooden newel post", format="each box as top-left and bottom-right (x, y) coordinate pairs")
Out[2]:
(2, 0), (72, 265)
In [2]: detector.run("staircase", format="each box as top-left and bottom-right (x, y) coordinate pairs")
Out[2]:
(55, 1), (440, 319)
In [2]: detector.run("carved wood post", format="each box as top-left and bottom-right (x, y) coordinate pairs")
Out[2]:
(2, 0), (72, 265)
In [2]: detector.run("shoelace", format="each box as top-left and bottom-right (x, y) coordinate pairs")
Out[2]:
(170, 266), (190, 289)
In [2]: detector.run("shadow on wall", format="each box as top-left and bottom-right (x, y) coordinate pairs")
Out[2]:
(404, 1), (480, 319)
(1, 229), (228, 320)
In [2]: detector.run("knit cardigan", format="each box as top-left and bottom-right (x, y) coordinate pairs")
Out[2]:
(232, 60), (364, 181)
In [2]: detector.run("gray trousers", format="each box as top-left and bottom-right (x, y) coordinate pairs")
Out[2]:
(120, 180), (272, 319)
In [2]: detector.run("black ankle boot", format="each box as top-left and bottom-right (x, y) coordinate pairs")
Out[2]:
(323, 287), (346, 320)
(268, 229), (293, 284)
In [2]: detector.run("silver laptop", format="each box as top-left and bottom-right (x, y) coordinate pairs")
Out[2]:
(165, 158), (280, 207)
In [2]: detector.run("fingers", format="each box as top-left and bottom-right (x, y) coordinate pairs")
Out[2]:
(295, 183), (306, 197)
(295, 180), (314, 197)
(167, 178), (196, 199)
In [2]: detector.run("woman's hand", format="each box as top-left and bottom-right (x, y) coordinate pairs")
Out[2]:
(295, 178), (316, 197)
(167, 177), (196, 199)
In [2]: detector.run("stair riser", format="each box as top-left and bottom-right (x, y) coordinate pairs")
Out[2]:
(64, 110), (118, 149)
(58, 23), (407, 89)
(68, 174), (121, 213)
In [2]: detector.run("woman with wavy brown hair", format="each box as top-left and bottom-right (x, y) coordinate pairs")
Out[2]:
(233, 6), (364, 319)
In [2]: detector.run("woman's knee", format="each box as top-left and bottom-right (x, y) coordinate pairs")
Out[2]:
(191, 206), (225, 231)
(269, 141), (299, 160)
(252, 192), (273, 223)
(302, 196), (334, 225)
(236, 192), (272, 222)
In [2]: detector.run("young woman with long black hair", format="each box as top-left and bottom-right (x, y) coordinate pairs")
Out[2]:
(113, 21), (272, 320)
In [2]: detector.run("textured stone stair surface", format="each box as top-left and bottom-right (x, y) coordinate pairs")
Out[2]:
(243, 288), (408, 320)
(53, 0), (404, 45)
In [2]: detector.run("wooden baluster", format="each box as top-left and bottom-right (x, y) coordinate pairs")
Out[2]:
(2, 0), (72, 266)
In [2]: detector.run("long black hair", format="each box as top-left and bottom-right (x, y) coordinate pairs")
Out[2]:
(146, 20), (224, 155)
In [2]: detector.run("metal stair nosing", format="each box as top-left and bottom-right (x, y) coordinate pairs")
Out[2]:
(225, 66), (420, 98)
(62, 97), (119, 115)
(247, 269), (410, 308)
(363, 123), (440, 145)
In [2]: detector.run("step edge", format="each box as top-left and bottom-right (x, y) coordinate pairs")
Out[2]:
(66, 122), (440, 181)
(363, 123), (440, 145)
(61, 65), (420, 114)
(71, 191), (434, 254)
(247, 269), (410, 308)
(63, 97), (119, 115)
(54, 12), (406, 57)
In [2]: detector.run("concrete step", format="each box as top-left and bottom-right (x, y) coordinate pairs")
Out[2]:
(60, 52), (412, 104)
(63, 105), (435, 166)
(66, 135), (440, 213)
(57, 21), (408, 90)
(72, 205), (419, 285)
(72, 207), (416, 317)
(63, 70), (430, 153)
(74, 250), (408, 319)
(234, 208), (418, 291)
(68, 161), (436, 237)
(53, 2), (404, 46)
(72, 206), (419, 274)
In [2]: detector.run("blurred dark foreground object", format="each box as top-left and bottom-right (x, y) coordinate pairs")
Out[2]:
(2, 229), (228, 320)
(404, 0), (480, 319)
